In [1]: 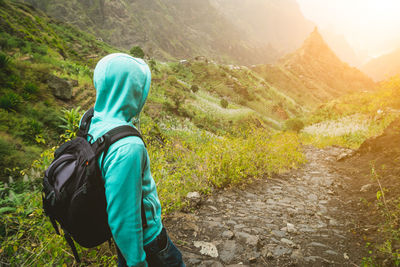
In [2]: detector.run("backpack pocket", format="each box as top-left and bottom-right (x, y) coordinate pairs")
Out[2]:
(67, 183), (111, 248)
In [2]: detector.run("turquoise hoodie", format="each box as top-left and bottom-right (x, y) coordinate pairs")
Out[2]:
(84, 53), (162, 267)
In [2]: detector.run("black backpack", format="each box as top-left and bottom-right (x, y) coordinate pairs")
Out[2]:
(42, 108), (147, 262)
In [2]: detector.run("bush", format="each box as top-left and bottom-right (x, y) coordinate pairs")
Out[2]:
(0, 52), (10, 69)
(166, 75), (178, 85)
(220, 99), (228, 108)
(165, 87), (186, 112)
(129, 45), (145, 58)
(284, 118), (304, 132)
(191, 84), (199, 93)
(148, 58), (158, 73)
(17, 118), (43, 142)
(32, 44), (48, 56)
(0, 91), (22, 111)
(59, 107), (82, 141)
(23, 82), (39, 95)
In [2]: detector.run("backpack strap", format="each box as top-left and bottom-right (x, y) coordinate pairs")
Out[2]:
(92, 125), (148, 229)
(77, 107), (94, 138)
(93, 125), (145, 163)
(64, 230), (81, 263)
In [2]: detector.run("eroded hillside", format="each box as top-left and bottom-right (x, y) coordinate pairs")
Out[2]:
(20, 0), (315, 65)
(253, 28), (375, 107)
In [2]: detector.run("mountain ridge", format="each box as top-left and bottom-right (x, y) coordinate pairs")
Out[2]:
(253, 28), (375, 107)
(361, 48), (400, 81)
(21, 0), (315, 65)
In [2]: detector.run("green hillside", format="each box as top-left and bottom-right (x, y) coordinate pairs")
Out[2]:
(20, 0), (316, 65)
(0, 0), (305, 180)
(0, 0), (119, 179)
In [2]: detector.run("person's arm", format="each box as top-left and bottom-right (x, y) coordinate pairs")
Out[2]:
(102, 141), (147, 267)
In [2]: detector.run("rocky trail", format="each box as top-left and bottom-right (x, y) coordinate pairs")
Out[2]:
(164, 146), (368, 267)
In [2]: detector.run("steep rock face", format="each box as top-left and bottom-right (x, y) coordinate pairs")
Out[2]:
(21, 0), (313, 65)
(253, 28), (375, 107)
(22, 0), (275, 64)
(209, 0), (315, 53)
(362, 48), (400, 81)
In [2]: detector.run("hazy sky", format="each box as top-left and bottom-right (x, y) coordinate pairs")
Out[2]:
(296, 0), (400, 59)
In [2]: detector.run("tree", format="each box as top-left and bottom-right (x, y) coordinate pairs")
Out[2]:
(129, 45), (145, 58)
(284, 118), (304, 132)
(220, 99), (228, 108)
(191, 84), (199, 93)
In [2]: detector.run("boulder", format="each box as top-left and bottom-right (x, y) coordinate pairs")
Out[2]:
(48, 75), (73, 100)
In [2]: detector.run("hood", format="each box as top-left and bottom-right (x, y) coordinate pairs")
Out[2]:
(92, 53), (151, 123)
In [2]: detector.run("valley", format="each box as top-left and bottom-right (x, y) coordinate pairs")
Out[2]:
(1, 0), (400, 266)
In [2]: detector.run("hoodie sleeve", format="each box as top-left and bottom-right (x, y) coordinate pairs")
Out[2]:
(101, 141), (148, 267)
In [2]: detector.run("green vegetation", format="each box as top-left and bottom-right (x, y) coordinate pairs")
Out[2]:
(220, 98), (228, 108)
(129, 45), (145, 59)
(301, 76), (400, 149)
(361, 166), (400, 266)
(0, 0), (119, 180)
(0, 107), (306, 265)
(284, 117), (304, 132)
(0, 1), (311, 265)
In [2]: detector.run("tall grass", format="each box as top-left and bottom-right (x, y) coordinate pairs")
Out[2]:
(301, 77), (400, 149)
(0, 109), (305, 265)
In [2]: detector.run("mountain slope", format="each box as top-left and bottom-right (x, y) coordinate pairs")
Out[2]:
(253, 28), (375, 107)
(0, 0), (307, 179)
(320, 30), (363, 67)
(0, 0), (119, 179)
(21, 0), (315, 65)
(362, 48), (400, 81)
(210, 0), (315, 54)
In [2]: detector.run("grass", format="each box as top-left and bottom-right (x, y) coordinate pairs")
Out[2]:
(0, 109), (306, 265)
(300, 76), (400, 149)
(0, 0), (122, 180)
(361, 167), (400, 266)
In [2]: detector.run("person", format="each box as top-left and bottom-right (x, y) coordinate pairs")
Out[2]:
(85, 53), (185, 267)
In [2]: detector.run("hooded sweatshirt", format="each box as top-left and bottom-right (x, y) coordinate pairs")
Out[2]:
(84, 53), (162, 266)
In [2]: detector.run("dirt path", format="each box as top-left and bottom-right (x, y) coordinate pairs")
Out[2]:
(164, 146), (368, 267)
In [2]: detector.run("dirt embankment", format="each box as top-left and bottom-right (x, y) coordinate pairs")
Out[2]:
(335, 118), (400, 264)
(339, 118), (400, 202)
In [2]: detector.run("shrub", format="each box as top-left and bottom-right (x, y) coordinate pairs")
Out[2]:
(129, 45), (145, 58)
(165, 87), (186, 112)
(32, 44), (48, 56)
(0, 52), (10, 69)
(166, 75), (178, 85)
(191, 84), (199, 93)
(0, 137), (13, 176)
(59, 107), (82, 141)
(284, 118), (304, 132)
(0, 91), (22, 111)
(148, 58), (158, 73)
(16, 118), (43, 142)
(23, 82), (39, 95)
(220, 99), (228, 108)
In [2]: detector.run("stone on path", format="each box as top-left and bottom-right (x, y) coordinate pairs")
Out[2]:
(194, 241), (219, 258)
(221, 230), (234, 239)
(235, 232), (259, 246)
(219, 240), (239, 263)
(360, 184), (373, 192)
(187, 192), (201, 199)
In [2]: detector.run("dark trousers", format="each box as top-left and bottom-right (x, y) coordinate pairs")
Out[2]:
(117, 228), (185, 267)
